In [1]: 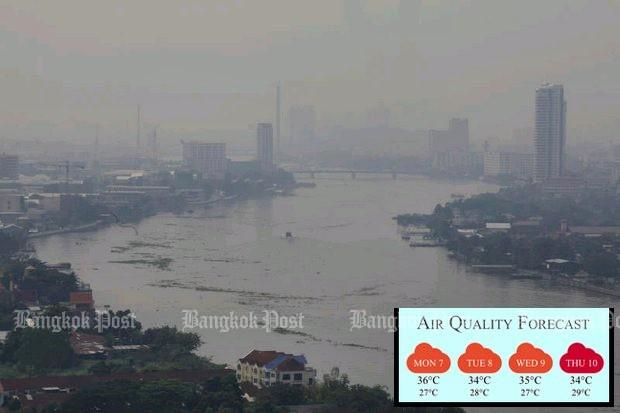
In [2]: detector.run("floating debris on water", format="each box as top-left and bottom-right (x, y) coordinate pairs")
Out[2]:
(109, 257), (173, 271)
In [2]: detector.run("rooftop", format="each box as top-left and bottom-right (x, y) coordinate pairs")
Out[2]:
(239, 350), (308, 371)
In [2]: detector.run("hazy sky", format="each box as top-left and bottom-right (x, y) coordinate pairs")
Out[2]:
(1, 0), (619, 146)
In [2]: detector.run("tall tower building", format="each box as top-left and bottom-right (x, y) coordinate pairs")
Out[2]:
(257, 123), (274, 173)
(449, 118), (469, 151)
(534, 84), (566, 182)
(276, 82), (281, 163)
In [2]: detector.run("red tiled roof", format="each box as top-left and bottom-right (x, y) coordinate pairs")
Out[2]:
(239, 350), (283, 366)
(69, 291), (93, 305)
(239, 382), (260, 397)
(276, 357), (305, 372)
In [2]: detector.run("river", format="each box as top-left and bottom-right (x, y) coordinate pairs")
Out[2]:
(32, 174), (618, 412)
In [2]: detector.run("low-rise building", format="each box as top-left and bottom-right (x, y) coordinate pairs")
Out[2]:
(569, 226), (620, 237)
(99, 190), (147, 208)
(485, 222), (511, 232)
(540, 176), (585, 196)
(69, 289), (94, 311)
(484, 152), (534, 179)
(236, 350), (316, 388)
(0, 191), (24, 213)
(0, 368), (233, 408)
(69, 331), (107, 359)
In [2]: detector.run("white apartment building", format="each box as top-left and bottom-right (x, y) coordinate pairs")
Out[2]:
(182, 141), (228, 179)
(236, 350), (316, 388)
(484, 152), (533, 179)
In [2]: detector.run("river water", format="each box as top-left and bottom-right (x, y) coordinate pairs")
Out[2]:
(32, 175), (618, 412)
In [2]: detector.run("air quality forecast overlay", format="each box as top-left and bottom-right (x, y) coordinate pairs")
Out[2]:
(395, 308), (612, 406)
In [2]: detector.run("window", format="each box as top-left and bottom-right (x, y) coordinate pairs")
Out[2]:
(308, 378), (314, 385)
(294, 373), (303, 381)
(282, 374), (290, 380)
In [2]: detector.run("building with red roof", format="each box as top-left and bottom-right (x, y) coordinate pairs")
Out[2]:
(236, 349), (316, 388)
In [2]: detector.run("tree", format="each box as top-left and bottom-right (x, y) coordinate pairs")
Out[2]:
(6, 397), (21, 412)
(583, 251), (619, 278)
(254, 382), (307, 406)
(192, 375), (244, 413)
(1, 328), (75, 372)
(62, 379), (197, 413)
(142, 326), (201, 358)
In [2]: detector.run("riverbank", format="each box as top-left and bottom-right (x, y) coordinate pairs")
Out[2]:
(32, 176), (502, 393)
(27, 220), (106, 239)
(396, 185), (620, 300)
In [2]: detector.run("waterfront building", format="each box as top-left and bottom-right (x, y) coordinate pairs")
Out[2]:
(236, 349), (316, 388)
(484, 152), (534, 179)
(428, 118), (469, 155)
(182, 141), (228, 179)
(534, 84), (566, 182)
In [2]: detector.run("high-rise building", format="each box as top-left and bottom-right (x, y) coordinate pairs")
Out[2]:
(428, 118), (469, 154)
(534, 84), (566, 182)
(0, 154), (19, 179)
(276, 82), (281, 163)
(182, 141), (228, 179)
(257, 123), (274, 173)
(287, 105), (316, 144)
(449, 118), (469, 151)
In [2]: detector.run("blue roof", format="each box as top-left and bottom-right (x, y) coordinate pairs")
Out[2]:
(264, 354), (307, 370)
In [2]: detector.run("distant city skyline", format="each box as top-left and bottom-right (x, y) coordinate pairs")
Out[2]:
(0, 1), (618, 146)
